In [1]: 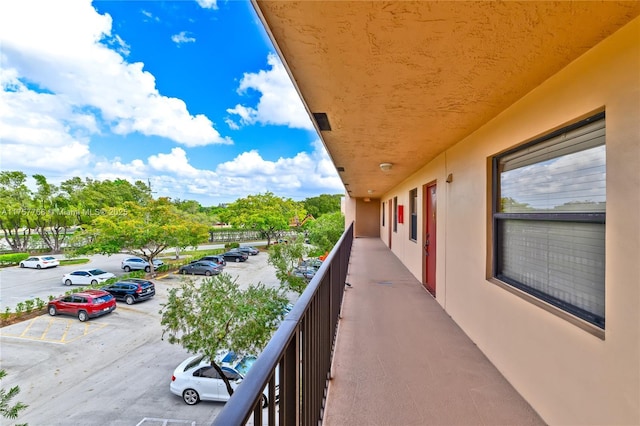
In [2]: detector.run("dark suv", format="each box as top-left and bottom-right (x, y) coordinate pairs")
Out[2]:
(102, 279), (155, 305)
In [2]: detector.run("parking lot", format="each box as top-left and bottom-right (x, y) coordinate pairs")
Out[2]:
(0, 251), (285, 426)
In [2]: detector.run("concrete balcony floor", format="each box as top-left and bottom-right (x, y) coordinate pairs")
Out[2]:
(323, 237), (545, 426)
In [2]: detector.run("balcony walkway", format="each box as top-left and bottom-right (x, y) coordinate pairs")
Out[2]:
(323, 237), (545, 426)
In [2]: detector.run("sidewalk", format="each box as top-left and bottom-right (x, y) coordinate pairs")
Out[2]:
(323, 237), (545, 426)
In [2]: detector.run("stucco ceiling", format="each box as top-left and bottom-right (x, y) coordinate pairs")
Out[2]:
(253, 1), (640, 199)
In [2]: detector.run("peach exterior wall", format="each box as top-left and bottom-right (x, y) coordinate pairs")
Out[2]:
(376, 17), (640, 425)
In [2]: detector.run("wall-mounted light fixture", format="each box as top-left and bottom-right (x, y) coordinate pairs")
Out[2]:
(379, 162), (393, 172)
(363, 197), (371, 202)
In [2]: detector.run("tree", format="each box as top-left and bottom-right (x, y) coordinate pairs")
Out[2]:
(72, 198), (209, 274)
(303, 193), (342, 218)
(0, 369), (28, 425)
(221, 192), (306, 246)
(306, 211), (345, 254)
(268, 236), (309, 294)
(0, 171), (34, 252)
(160, 274), (289, 396)
(31, 174), (76, 253)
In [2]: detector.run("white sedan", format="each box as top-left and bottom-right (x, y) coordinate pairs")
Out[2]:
(170, 353), (271, 406)
(19, 256), (60, 269)
(61, 269), (115, 286)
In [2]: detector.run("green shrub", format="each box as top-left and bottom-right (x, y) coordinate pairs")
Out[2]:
(24, 300), (34, 313)
(35, 298), (46, 310)
(0, 253), (30, 266)
(226, 242), (240, 249)
(14, 302), (25, 314)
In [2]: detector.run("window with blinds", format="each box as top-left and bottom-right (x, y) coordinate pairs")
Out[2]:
(492, 112), (606, 329)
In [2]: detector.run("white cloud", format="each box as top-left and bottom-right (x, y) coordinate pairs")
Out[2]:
(196, 0), (218, 10)
(171, 31), (196, 45)
(227, 54), (315, 130)
(0, 1), (342, 206)
(0, 0), (231, 151)
(148, 148), (208, 178)
(88, 139), (342, 205)
(141, 10), (159, 22)
(0, 76), (93, 172)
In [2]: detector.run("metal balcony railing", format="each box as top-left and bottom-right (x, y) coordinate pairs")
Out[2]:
(212, 223), (354, 426)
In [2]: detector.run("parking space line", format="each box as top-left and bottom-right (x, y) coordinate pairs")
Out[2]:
(1, 316), (109, 344)
(19, 317), (37, 338)
(39, 316), (54, 339)
(136, 418), (196, 426)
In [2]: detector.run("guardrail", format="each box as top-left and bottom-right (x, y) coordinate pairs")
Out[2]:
(212, 222), (354, 426)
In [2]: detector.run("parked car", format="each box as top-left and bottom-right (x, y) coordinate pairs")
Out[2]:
(232, 246), (259, 256)
(178, 261), (222, 276)
(196, 255), (226, 267)
(61, 268), (116, 286)
(47, 289), (116, 322)
(121, 257), (164, 272)
(101, 279), (155, 304)
(19, 256), (59, 269)
(292, 268), (315, 280)
(170, 353), (272, 406)
(300, 258), (323, 269)
(221, 251), (248, 262)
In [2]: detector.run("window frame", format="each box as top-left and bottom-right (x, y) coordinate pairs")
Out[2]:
(491, 111), (606, 335)
(393, 196), (398, 233)
(409, 188), (418, 241)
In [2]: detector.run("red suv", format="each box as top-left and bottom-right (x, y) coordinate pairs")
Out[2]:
(48, 289), (116, 321)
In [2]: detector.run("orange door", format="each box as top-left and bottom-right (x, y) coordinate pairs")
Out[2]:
(423, 183), (436, 295)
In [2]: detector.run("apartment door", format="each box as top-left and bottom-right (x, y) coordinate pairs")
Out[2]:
(423, 183), (436, 296)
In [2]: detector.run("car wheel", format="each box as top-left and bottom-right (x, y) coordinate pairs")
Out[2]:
(235, 257), (240, 263)
(205, 270), (211, 276)
(124, 266), (131, 272)
(91, 280), (98, 285)
(78, 311), (88, 322)
(145, 266), (150, 272)
(19, 263), (25, 268)
(181, 269), (187, 275)
(36, 264), (41, 269)
(125, 295), (135, 305)
(48, 305), (57, 316)
(183, 389), (200, 405)
(65, 279), (72, 286)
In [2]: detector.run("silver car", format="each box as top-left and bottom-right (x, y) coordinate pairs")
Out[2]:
(121, 257), (164, 272)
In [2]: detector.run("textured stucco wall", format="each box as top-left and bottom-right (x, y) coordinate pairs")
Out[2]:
(380, 16), (640, 425)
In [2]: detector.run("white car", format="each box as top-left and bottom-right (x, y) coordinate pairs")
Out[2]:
(19, 256), (59, 269)
(170, 353), (272, 406)
(121, 257), (164, 272)
(61, 269), (116, 286)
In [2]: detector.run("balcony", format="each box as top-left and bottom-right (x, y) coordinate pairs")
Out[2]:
(214, 224), (544, 425)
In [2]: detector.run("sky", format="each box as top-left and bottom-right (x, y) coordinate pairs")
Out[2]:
(0, 0), (344, 206)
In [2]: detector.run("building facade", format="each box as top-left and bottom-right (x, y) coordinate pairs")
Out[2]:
(255, 2), (640, 423)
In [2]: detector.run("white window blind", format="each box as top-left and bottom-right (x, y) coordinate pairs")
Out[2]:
(494, 114), (606, 328)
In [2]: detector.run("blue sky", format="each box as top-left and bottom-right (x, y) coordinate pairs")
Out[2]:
(0, 0), (343, 206)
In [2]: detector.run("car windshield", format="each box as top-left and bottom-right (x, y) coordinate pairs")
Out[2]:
(233, 356), (257, 376)
(89, 269), (107, 275)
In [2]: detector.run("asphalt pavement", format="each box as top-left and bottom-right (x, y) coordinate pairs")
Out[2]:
(0, 248), (289, 426)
